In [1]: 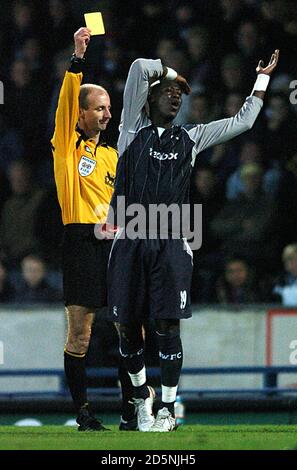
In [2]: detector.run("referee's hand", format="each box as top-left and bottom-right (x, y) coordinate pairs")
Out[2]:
(74, 27), (92, 58)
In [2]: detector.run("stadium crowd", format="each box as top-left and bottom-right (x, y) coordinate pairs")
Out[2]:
(0, 0), (297, 306)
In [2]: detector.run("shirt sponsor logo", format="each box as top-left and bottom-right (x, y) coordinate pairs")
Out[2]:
(78, 156), (96, 177)
(85, 145), (92, 153)
(105, 171), (116, 188)
(149, 148), (178, 161)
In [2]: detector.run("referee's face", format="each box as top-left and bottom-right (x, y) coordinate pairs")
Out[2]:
(80, 90), (112, 135)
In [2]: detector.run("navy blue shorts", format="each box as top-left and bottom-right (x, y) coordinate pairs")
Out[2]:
(107, 234), (193, 323)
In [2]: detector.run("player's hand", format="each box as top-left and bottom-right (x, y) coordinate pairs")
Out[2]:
(256, 49), (279, 76)
(74, 27), (92, 58)
(176, 74), (191, 95)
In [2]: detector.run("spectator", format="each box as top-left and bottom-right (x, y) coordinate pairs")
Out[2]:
(215, 258), (260, 304)
(215, 0), (256, 52)
(45, 0), (76, 57)
(46, 49), (70, 140)
(191, 165), (224, 263)
(17, 37), (44, 81)
(156, 38), (177, 65)
(220, 53), (245, 95)
(234, 20), (267, 86)
(190, 166), (225, 302)
(185, 26), (215, 88)
(0, 259), (15, 303)
(0, 160), (45, 265)
(6, 58), (49, 156)
(226, 141), (281, 200)
(224, 91), (245, 117)
(170, 0), (197, 41)
(0, 113), (24, 172)
(187, 93), (215, 124)
(273, 244), (297, 306)
(0, 169), (10, 216)
(262, 93), (297, 163)
(15, 254), (62, 303)
(211, 162), (280, 272)
(10, 0), (36, 60)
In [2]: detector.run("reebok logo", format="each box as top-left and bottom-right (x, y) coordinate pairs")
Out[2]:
(159, 351), (182, 361)
(149, 148), (178, 161)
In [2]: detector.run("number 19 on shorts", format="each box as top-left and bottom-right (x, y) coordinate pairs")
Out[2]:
(180, 290), (187, 309)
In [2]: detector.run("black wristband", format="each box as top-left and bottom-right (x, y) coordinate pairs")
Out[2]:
(71, 53), (85, 63)
(69, 54), (85, 73)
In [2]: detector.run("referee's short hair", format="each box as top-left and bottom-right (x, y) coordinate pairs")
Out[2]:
(79, 84), (108, 110)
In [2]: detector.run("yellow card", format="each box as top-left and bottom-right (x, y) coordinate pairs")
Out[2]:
(84, 12), (105, 35)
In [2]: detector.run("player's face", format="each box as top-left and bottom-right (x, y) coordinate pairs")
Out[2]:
(82, 91), (112, 133)
(154, 82), (182, 121)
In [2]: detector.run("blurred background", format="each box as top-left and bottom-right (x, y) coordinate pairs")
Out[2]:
(0, 0), (297, 426)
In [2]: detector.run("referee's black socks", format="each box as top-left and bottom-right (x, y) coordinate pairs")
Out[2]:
(64, 349), (88, 412)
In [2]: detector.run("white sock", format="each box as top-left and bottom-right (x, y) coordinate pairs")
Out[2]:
(162, 385), (178, 403)
(128, 366), (146, 387)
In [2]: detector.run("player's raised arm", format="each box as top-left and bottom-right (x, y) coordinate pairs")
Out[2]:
(118, 59), (190, 154)
(120, 59), (163, 133)
(51, 28), (91, 154)
(187, 50), (280, 155)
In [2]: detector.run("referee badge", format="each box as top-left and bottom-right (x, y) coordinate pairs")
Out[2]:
(78, 156), (97, 177)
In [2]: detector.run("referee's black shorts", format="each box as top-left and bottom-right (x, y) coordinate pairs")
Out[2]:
(62, 224), (112, 308)
(108, 234), (193, 324)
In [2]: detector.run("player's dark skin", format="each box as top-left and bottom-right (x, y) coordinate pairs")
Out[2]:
(149, 49), (279, 129)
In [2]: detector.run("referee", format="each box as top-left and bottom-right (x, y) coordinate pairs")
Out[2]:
(51, 27), (117, 431)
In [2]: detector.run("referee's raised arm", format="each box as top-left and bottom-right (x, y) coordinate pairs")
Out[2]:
(51, 28), (91, 155)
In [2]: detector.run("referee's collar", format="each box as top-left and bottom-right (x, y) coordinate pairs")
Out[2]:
(75, 125), (109, 148)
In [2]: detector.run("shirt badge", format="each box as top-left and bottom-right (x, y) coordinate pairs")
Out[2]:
(78, 156), (97, 177)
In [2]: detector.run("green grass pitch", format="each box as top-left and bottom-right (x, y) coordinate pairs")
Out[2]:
(1, 425), (297, 450)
